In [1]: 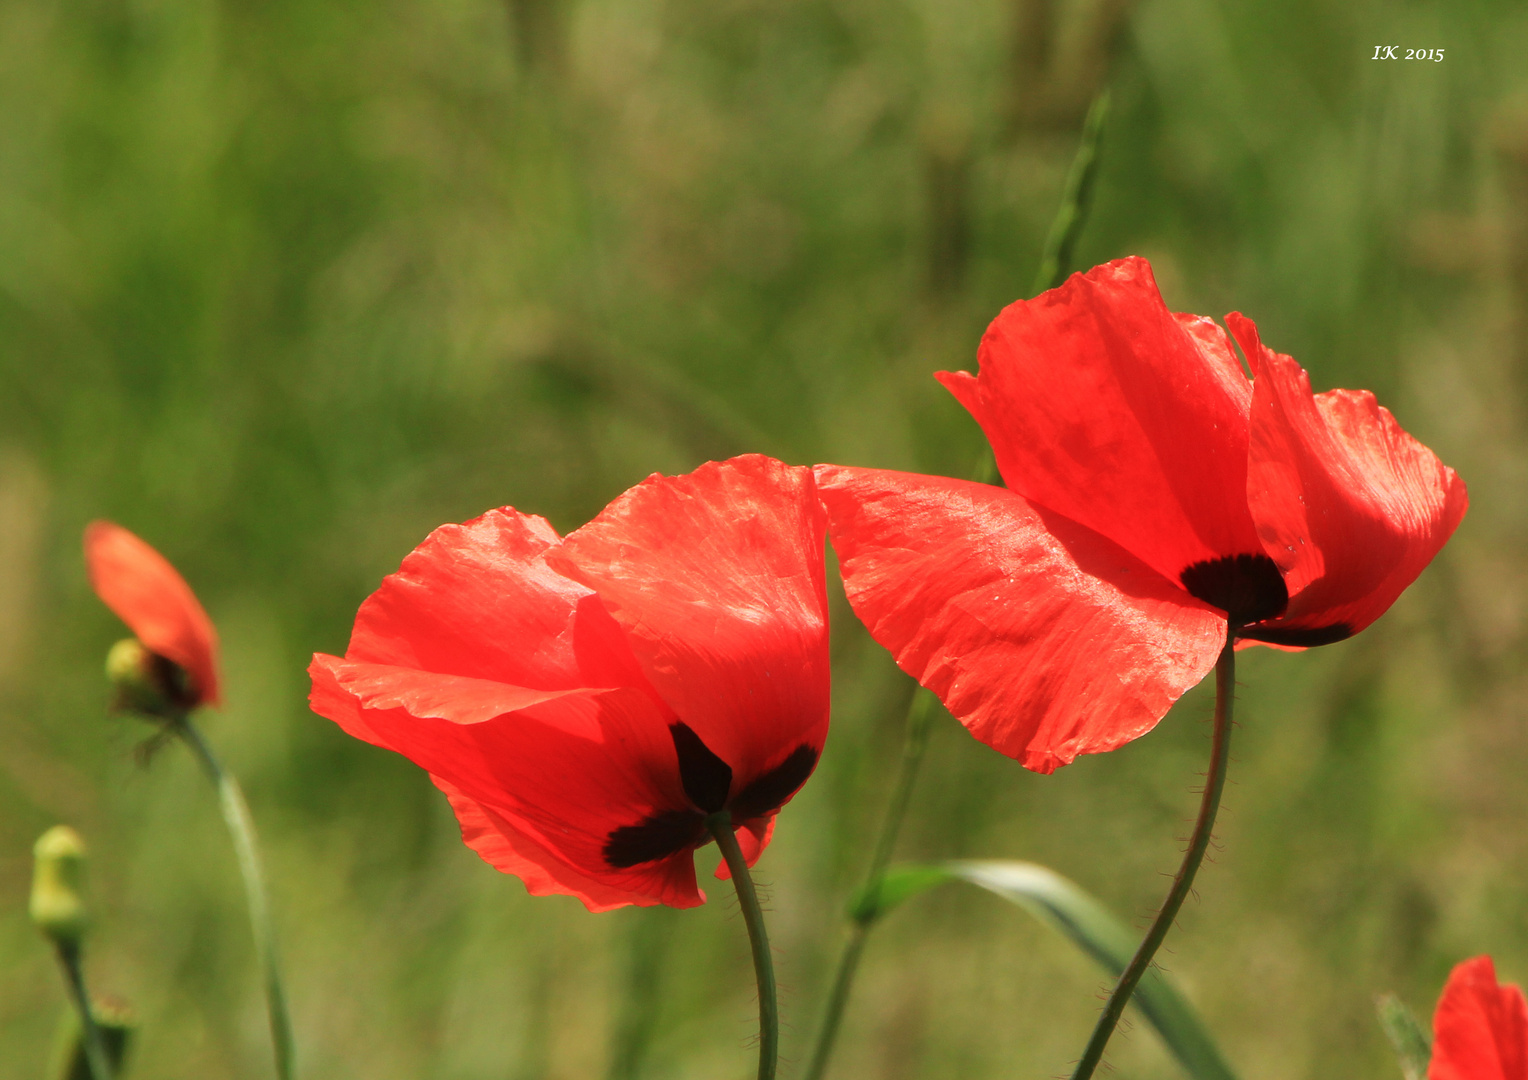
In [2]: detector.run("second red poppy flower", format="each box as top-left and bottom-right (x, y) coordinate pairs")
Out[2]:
(817, 257), (1466, 772)
(309, 455), (830, 911)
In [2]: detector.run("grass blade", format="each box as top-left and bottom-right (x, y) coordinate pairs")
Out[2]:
(847, 860), (1240, 1080)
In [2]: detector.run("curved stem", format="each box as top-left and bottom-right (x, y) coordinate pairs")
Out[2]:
(803, 688), (935, 1080)
(175, 716), (296, 1080)
(55, 942), (114, 1080)
(1070, 629), (1237, 1080)
(707, 811), (778, 1080)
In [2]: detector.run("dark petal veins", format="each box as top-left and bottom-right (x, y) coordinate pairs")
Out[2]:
(729, 744), (819, 821)
(670, 722), (733, 813)
(1179, 553), (1288, 624)
(1238, 622), (1353, 648)
(603, 809), (707, 868)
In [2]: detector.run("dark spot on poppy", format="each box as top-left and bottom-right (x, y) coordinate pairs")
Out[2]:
(603, 809), (707, 868)
(1238, 622), (1353, 648)
(730, 744), (819, 821)
(670, 722), (733, 813)
(1179, 553), (1288, 624)
(150, 652), (201, 710)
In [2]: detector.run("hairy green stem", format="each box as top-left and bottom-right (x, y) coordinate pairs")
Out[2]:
(1069, 630), (1237, 1080)
(707, 812), (778, 1080)
(1031, 88), (1111, 296)
(175, 716), (296, 1080)
(55, 943), (114, 1080)
(803, 688), (935, 1080)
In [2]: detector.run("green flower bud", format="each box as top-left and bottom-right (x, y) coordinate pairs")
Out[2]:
(106, 638), (193, 718)
(31, 826), (89, 947)
(50, 995), (135, 1080)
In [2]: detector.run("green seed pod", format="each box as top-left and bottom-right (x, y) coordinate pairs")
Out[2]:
(31, 826), (89, 947)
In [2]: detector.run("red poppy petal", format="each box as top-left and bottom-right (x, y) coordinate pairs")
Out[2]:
(940, 257), (1262, 591)
(814, 465), (1226, 773)
(84, 521), (221, 706)
(432, 777), (700, 911)
(347, 508), (650, 694)
(714, 814), (777, 880)
(552, 455), (831, 792)
(1231, 315), (1468, 645)
(324, 658), (626, 731)
(1430, 956), (1528, 1080)
(309, 655), (703, 907)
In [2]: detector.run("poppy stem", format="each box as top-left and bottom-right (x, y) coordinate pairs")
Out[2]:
(54, 942), (115, 1080)
(707, 811), (778, 1080)
(173, 715), (297, 1080)
(802, 687), (936, 1080)
(1068, 628), (1237, 1080)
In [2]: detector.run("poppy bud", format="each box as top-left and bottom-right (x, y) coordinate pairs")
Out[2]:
(105, 637), (195, 718)
(49, 995), (135, 1080)
(30, 827), (89, 947)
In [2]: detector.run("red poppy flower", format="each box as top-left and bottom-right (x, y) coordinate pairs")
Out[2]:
(1430, 956), (1528, 1080)
(85, 520), (222, 708)
(816, 257), (1465, 772)
(308, 455), (830, 911)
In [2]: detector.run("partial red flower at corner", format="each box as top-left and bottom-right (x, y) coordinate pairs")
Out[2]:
(816, 257), (1466, 773)
(308, 455), (831, 912)
(1430, 956), (1528, 1080)
(85, 520), (222, 708)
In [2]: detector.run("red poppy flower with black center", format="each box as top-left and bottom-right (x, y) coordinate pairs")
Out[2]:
(308, 455), (830, 911)
(816, 257), (1466, 772)
(85, 520), (222, 710)
(1430, 956), (1528, 1080)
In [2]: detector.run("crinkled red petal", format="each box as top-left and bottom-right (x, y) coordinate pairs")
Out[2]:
(84, 521), (221, 706)
(814, 465), (1226, 773)
(1231, 314), (1468, 645)
(309, 655), (700, 908)
(940, 257), (1263, 590)
(553, 455), (831, 796)
(1430, 956), (1528, 1080)
(347, 507), (652, 695)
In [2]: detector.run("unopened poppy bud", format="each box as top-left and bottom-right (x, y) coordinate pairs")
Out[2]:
(106, 637), (193, 718)
(50, 995), (135, 1080)
(30, 826), (89, 947)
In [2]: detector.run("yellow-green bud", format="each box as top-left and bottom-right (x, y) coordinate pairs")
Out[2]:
(31, 826), (89, 947)
(106, 637), (191, 718)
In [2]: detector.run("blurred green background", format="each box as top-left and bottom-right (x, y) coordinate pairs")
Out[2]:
(3, 0), (1526, 1076)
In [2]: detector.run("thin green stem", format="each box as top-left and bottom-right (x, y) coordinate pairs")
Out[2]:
(805, 90), (1112, 1080)
(55, 942), (114, 1080)
(803, 688), (935, 1080)
(1069, 629), (1237, 1080)
(707, 811), (778, 1080)
(1031, 88), (1111, 296)
(175, 716), (296, 1080)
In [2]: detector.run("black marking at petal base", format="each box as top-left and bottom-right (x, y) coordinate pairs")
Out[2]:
(670, 722), (733, 813)
(1238, 622), (1354, 648)
(603, 809), (707, 868)
(150, 652), (201, 712)
(730, 744), (820, 821)
(1179, 553), (1289, 624)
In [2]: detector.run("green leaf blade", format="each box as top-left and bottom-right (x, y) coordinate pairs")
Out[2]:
(853, 859), (1240, 1080)
(1376, 993), (1432, 1080)
(947, 860), (1238, 1080)
(846, 864), (955, 925)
